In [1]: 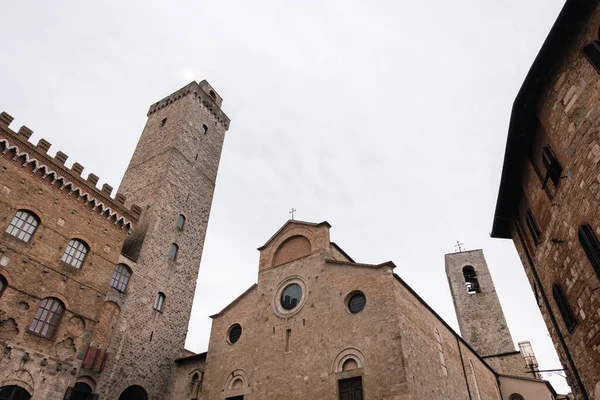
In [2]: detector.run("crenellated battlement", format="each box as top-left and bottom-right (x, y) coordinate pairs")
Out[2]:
(147, 81), (231, 129)
(0, 111), (141, 230)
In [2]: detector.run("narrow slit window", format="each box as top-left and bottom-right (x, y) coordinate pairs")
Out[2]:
(462, 266), (480, 294)
(541, 145), (562, 188)
(29, 297), (64, 338)
(435, 328), (447, 376)
(578, 223), (600, 279)
(5, 210), (40, 242)
(154, 292), (166, 312)
(168, 243), (179, 261)
(525, 209), (542, 243)
(0, 275), (7, 297)
(552, 283), (576, 332)
(177, 214), (186, 230)
(201, 124), (208, 135)
(61, 239), (89, 268)
(161, 118), (167, 127)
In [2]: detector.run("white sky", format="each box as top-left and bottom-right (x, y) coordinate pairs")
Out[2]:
(0, 0), (570, 394)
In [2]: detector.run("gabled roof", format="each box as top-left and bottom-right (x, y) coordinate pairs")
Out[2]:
(257, 220), (331, 250)
(330, 242), (355, 263)
(325, 259), (396, 270)
(491, 0), (598, 238)
(209, 284), (258, 319)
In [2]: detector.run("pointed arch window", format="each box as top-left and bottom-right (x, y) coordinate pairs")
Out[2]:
(0, 275), (7, 297)
(29, 297), (64, 338)
(552, 283), (576, 332)
(154, 292), (166, 312)
(5, 210), (39, 242)
(168, 243), (179, 261)
(541, 145), (562, 188)
(462, 266), (480, 294)
(578, 223), (600, 279)
(525, 209), (542, 244)
(110, 264), (131, 292)
(61, 239), (89, 269)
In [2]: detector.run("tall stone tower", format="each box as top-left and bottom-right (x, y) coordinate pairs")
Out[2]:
(96, 81), (230, 399)
(445, 249), (515, 357)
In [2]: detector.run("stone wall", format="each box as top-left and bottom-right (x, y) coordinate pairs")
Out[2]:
(508, 3), (600, 398)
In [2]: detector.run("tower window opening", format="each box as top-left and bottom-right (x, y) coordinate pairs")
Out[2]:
(525, 209), (542, 244)
(61, 239), (89, 269)
(201, 124), (208, 135)
(552, 282), (577, 332)
(209, 90), (216, 100)
(168, 243), (179, 261)
(177, 214), (186, 230)
(541, 145), (562, 188)
(0, 275), (7, 297)
(154, 292), (166, 312)
(462, 266), (480, 294)
(161, 118), (167, 127)
(582, 40), (600, 73)
(578, 222), (600, 279)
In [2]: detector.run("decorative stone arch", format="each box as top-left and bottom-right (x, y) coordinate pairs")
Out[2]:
(1, 369), (35, 396)
(188, 369), (203, 397)
(75, 375), (96, 391)
(332, 347), (367, 373)
(266, 227), (316, 265)
(38, 291), (70, 310)
(222, 369), (249, 395)
(66, 235), (95, 255)
(117, 382), (148, 400)
(9, 204), (45, 225)
(0, 267), (14, 286)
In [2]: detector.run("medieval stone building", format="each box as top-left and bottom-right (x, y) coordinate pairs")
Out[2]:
(491, 0), (600, 399)
(0, 79), (230, 399)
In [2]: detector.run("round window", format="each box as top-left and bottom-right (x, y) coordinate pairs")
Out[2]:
(228, 324), (242, 344)
(280, 283), (302, 310)
(347, 292), (366, 314)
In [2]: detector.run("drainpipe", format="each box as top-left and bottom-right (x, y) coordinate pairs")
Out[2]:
(513, 220), (588, 400)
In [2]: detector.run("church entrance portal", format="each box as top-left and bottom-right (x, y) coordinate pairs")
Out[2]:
(118, 385), (148, 400)
(338, 376), (363, 400)
(0, 386), (31, 400)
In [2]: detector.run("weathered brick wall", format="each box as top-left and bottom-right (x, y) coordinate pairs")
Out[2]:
(0, 117), (134, 398)
(170, 355), (205, 400)
(509, 4), (600, 398)
(96, 81), (230, 399)
(483, 353), (531, 378)
(445, 250), (515, 357)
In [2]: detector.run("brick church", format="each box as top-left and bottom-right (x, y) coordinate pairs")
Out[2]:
(0, 79), (564, 399)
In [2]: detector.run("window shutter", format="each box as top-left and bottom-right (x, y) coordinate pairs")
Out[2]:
(582, 41), (600, 73)
(63, 387), (74, 400)
(578, 223), (600, 278)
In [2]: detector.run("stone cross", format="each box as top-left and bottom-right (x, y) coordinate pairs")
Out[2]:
(454, 241), (464, 252)
(289, 208), (296, 220)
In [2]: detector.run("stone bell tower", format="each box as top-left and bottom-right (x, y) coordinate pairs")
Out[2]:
(445, 249), (515, 357)
(95, 81), (230, 399)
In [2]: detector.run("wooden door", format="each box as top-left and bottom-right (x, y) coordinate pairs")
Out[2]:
(338, 376), (363, 400)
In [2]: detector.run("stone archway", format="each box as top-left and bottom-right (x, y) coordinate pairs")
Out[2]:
(118, 385), (148, 400)
(0, 385), (31, 400)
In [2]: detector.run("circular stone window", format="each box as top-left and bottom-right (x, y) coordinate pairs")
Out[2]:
(347, 292), (366, 314)
(273, 276), (308, 318)
(281, 283), (302, 310)
(228, 324), (242, 344)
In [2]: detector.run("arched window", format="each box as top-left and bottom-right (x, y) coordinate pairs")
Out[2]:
(118, 385), (148, 400)
(582, 40), (600, 73)
(552, 283), (576, 332)
(209, 90), (217, 100)
(176, 214), (186, 230)
(462, 266), (480, 294)
(29, 297), (64, 338)
(5, 210), (39, 242)
(110, 264), (131, 292)
(168, 243), (179, 261)
(0, 275), (7, 297)
(201, 124), (208, 135)
(578, 223), (600, 279)
(509, 394), (525, 400)
(541, 145), (562, 188)
(525, 209), (542, 244)
(61, 239), (89, 268)
(0, 385), (31, 400)
(154, 292), (165, 312)
(190, 372), (201, 398)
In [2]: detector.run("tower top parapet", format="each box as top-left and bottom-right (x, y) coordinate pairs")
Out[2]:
(146, 80), (230, 129)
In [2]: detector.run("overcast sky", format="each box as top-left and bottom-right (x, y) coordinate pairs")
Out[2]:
(1, 0), (570, 393)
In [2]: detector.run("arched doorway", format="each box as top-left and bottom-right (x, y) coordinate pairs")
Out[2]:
(118, 385), (148, 400)
(0, 386), (31, 400)
(71, 382), (92, 400)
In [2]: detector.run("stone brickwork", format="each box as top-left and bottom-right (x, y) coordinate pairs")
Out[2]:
(170, 353), (205, 400)
(0, 113), (137, 398)
(96, 81), (230, 399)
(492, 2), (600, 398)
(196, 220), (556, 400)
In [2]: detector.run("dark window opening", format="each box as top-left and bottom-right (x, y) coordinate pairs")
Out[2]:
(0, 386), (31, 400)
(462, 266), (480, 294)
(168, 243), (179, 261)
(285, 329), (291, 352)
(209, 90), (217, 100)
(0, 275), (6, 297)
(525, 209), (542, 244)
(582, 41), (600, 73)
(228, 324), (242, 344)
(177, 214), (186, 230)
(281, 283), (302, 310)
(161, 118), (167, 127)
(552, 283), (577, 332)
(347, 292), (366, 314)
(578, 223), (600, 279)
(154, 292), (166, 312)
(201, 124), (208, 135)
(225, 396), (244, 400)
(541, 146), (562, 188)
(338, 376), (363, 400)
